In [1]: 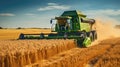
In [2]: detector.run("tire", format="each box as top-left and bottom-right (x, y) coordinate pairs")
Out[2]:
(91, 31), (97, 41)
(81, 30), (87, 39)
(82, 32), (93, 47)
(88, 32), (94, 42)
(77, 31), (87, 47)
(94, 31), (97, 40)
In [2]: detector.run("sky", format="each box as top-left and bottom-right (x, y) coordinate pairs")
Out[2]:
(0, 0), (120, 28)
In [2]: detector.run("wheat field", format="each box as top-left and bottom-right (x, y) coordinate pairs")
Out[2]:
(0, 29), (120, 67)
(0, 28), (50, 40)
(0, 39), (76, 67)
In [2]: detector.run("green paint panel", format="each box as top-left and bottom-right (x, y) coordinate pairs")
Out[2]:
(61, 10), (86, 17)
(80, 22), (91, 32)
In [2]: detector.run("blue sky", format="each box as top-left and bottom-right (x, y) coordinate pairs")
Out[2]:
(0, 0), (120, 28)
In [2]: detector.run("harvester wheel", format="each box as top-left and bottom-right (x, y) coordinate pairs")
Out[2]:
(94, 31), (97, 40)
(77, 31), (87, 47)
(82, 32), (93, 47)
(91, 31), (97, 41)
(89, 32), (94, 42)
(81, 30), (87, 39)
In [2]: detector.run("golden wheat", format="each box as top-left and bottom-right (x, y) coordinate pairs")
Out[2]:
(0, 39), (76, 67)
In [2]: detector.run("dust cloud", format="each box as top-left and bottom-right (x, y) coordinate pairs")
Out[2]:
(91, 19), (120, 45)
(94, 19), (120, 40)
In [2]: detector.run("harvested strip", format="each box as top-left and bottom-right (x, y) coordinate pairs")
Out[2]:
(25, 44), (110, 67)
(86, 38), (120, 67)
(94, 44), (120, 67)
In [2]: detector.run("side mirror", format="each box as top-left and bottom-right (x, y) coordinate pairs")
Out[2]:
(50, 20), (52, 24)
(67, 19), (71, 24)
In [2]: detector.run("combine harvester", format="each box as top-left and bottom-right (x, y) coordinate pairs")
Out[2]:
(19, 10), (97, 47)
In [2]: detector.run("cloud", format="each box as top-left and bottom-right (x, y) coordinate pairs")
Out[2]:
(85, 9), (120, 16)
(48, 3), (58, 6)
(84, 9), (120, 25)
(38, 3), (71, 11)
(25, 13), (35, 16)
(0, 13), (15, 16)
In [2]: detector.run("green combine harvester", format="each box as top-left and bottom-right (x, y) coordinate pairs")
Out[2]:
(19, 10), (97, 47)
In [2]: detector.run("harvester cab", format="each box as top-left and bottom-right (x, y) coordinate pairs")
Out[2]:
(50, 11), (95, 32)
(19, 10), (97, 47)
(50, 16), (72, 32)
